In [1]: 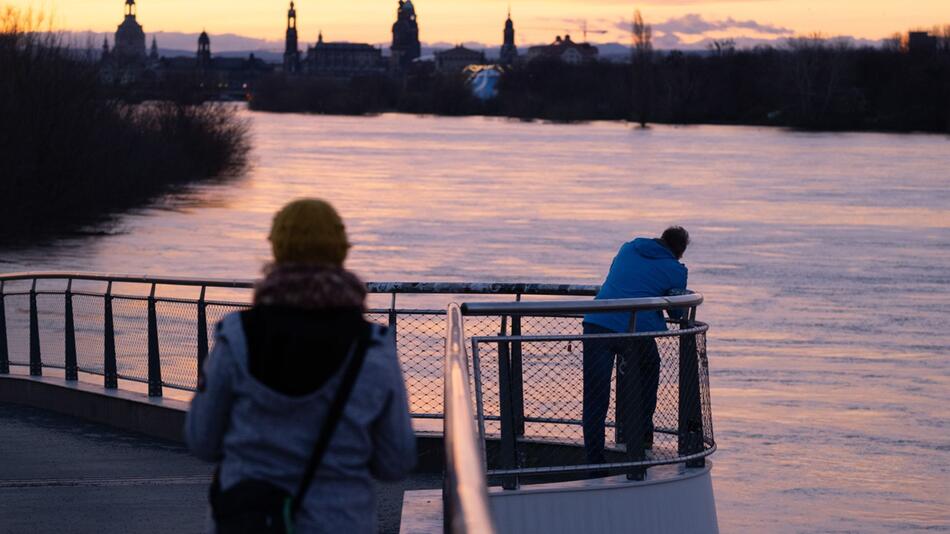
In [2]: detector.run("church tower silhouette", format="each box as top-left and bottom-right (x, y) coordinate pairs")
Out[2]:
(390, 0), (421, 72)
(283, 2), (301, 73)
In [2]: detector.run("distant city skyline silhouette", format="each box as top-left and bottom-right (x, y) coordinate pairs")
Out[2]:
(11, 0), (950, 49)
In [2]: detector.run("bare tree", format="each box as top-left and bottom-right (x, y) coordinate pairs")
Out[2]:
(935, 25), (950, 53)
(631, 10), (653, 127)
(882, 32), (903, 52)
(708, 39), (736, 57)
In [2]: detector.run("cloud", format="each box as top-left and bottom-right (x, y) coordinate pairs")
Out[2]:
(538, 0), (769, 4)
(616, 13), (792, 36)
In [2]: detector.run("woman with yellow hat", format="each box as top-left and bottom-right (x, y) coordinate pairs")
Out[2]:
(185, 199), (416, 534)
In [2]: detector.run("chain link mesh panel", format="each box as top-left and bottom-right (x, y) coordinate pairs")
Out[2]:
(3, 294), (30, 366)
(111, 297), (149, 384)
(155, 301), (200, 390)
(35, 295), (66, 369)
(73, 295), (105, 375)
(473, 319), (712, 476)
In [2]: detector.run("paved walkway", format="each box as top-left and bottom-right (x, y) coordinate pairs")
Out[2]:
(0, 403), (439, 533)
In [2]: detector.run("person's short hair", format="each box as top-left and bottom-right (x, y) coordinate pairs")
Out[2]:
(661, 226), (690, 259)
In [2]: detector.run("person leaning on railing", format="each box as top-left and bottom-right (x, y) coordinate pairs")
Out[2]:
(582, 226), (690, 476)
(185, 199), (416, 534)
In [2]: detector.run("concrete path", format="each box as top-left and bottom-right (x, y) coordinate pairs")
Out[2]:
(0, 403), (440, 533)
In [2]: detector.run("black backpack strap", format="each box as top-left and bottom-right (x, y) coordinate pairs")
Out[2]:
(290, 321), (373, 516)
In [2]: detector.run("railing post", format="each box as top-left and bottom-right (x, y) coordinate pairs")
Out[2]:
(147, 283), (163, 397)
(510, 311), (525, 438)
(0, 281), (8, 375)
(678, 318), (704, 467)
(29, 279), (42, 376)
(388, 293), (398, 336)
(196, 286), (208, 379)
(497, 338), (520, 490)
(103, 282), (118, 389)
(64, 279), (78, 381)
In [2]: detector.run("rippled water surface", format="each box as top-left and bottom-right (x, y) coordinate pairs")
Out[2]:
(4, 111), (950, 532)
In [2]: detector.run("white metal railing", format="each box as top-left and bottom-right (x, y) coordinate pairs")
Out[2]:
(443, 303), (497, 533)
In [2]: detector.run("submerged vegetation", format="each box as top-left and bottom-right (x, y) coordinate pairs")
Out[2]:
(251, 31), (950, 133)
(0, 9), (249, 243)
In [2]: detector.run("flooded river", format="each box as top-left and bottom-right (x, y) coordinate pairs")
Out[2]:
(2, 111), (949, 532)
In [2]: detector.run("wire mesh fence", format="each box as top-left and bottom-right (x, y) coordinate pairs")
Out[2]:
(460, 301), (712, 485)
(0, 273), (714, 488)
(0, 275), (598, 421)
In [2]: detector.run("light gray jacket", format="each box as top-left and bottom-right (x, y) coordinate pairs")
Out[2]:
(185, 312), (416, 533)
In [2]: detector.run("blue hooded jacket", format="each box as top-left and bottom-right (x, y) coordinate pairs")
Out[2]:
(584, 238), (688, 333)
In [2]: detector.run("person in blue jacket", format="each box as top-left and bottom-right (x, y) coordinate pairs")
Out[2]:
(582, 226), (690, 473)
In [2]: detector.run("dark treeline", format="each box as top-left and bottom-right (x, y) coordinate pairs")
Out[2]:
(0, 10), (249, 244)
(251, 36), (950, 133)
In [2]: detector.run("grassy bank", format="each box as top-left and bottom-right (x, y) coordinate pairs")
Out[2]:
(0, 11), (249, 244)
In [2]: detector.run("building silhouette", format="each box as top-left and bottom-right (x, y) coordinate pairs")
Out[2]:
(160, 32), (271, 97)
(500, 10), (518, 65)
(305, 32), (386, 78)
(908, 31), (938, 55)
(197, 31), (211, 71)
(527, 35), (598, 64)
(113, 0), (146, 63)
(435, 46), (486, 73)
(390, 0), (421, 72)
(283, 2), (301, 73)
(101, 0), (150, 84)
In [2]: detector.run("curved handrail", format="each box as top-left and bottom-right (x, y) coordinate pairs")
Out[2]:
(460, 293), (711, 485)
(443, 303), (496, 534)
(460, 293), (703, 316)
(0, 271), (599, 296)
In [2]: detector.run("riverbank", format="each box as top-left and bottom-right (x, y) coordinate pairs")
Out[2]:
(250, 43), (950, 134)
(0, 14), (249, 245)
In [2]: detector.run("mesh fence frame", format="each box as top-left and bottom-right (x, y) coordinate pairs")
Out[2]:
(155, 301), (200, 390)
(0, 281), (550, 416)
(471, 320), (712, 476)
(0, 276), (712, 478)
(111, 297), (150, 384)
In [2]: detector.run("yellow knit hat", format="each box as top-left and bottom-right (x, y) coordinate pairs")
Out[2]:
(268, 199), (350, 266)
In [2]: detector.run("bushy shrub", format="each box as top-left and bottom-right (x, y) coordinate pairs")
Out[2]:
(0, 8), (248, 242)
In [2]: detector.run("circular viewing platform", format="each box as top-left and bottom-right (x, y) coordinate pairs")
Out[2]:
(0, 272), (718, 533)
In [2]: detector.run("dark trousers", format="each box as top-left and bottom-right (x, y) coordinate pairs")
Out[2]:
(582, 322), (660, 464)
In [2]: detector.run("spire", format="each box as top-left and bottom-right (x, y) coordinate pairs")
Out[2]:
(197, 29), (211, 68)
(284, 1), (300, 73)
(318, 30), (323, 44)
(501, 7), (518, 64)
(149, 36), (158, 60)
(102, 36), (110, 53)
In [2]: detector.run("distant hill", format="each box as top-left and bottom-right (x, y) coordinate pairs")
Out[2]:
(68, 29), (884, 64)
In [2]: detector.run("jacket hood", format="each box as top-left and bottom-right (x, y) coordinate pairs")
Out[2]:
(633, 237), (676, 260)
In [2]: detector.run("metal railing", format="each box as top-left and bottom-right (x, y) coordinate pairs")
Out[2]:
(0, 272), (597, 418)
(443, 303), (496, 534)
(460, 294), (713, 488)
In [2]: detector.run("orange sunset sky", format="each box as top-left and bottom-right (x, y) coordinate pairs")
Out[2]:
(10, 0), (950, 47)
